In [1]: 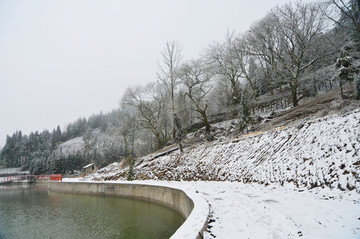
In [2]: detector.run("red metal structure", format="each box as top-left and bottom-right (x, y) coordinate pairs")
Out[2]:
(1, 174), (62, 182)
(49, 174), (62, 181)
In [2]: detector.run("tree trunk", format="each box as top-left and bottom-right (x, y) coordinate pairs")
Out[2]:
(154, 133), (162, 150)
(131, 119), (136, 157)
(247, 79), (258, 101)
(353, 73), (360, 100)
(231, 86), (240, 119)
(201, 111), (212, 141)
(313, 76), (317, 96)
(171, 85), (176, 140)
(269, 83), (274, 96)
(290, 82), (299, 107)
(122, 135), (128, 158)
(340, 77), (344, 99)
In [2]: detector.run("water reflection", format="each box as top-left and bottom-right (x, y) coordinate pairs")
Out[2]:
(0, 184), (184, 239)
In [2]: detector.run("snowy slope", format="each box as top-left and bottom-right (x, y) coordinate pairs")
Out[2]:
(96, 109), (360, 192)
(53, 136), (84, 157)
(53, 129), (123, 158)
(82, 109), (360, 239)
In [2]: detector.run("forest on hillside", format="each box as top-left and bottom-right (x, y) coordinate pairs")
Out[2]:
(1, 0), (359, 175)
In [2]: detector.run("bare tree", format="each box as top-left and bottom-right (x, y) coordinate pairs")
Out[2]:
(205, 32), (244, 115)
(173, 113), (183, 152)
(231, 36), (259, 101)
(244, 13), (285, 95)
(157, 41), (182, 139)
(121, 83), (170, 150)
(325, 0), (360, 38)
(118, 110), (136, 159)
(175, 88), (195, 127)
(177, 59), (214, 140)
(246, 2), (331, 107)
(210, 79), (234, 113)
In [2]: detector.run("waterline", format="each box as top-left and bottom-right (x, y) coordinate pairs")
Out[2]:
(0, 184), (184, 239)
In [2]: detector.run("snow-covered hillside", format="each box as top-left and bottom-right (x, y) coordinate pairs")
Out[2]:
(53, 137), (85, 157)
(95, 109), (360, 192)
(53, 129), (122, 158)
(82, 108), (360, 239)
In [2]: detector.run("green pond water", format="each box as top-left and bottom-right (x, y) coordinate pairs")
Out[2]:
(0, 184), (184, 239)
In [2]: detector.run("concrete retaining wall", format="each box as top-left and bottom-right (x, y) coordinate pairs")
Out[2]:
(48, 181), (208, 239)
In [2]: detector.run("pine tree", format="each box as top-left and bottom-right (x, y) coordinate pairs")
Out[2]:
(334, 46), (359, 98)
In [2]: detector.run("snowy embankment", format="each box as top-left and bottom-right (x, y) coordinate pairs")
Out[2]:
(98, 109), (360, 191)
(82, 109), (360, 238)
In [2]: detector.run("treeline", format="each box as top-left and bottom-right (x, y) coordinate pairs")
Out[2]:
(0, 110), (124, 174)
(1, 0), (359, 174)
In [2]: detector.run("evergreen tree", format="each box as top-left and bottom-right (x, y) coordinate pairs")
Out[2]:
(334, 46), (359, 98)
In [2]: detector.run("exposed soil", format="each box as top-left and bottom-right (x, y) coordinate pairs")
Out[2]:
(259, 86), (359, 130)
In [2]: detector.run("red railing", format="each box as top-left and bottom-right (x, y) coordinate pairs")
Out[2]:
(49, 174), (62, 181)
(36, 175), (50, 180)
(0, 174), (62, 182)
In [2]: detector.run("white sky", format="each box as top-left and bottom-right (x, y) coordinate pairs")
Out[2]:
(0, 0), (309, 147)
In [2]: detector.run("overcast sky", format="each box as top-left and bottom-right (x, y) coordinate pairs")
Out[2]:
(0, 0), (307, 147)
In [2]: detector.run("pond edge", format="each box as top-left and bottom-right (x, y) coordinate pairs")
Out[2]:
(48, 181), (209, 239)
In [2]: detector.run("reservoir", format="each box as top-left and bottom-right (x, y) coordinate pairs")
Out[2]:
(0, 184), (185, 239)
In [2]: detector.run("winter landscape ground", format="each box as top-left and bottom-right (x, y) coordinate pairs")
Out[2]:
(63, 178), (359, 239)
(76, 95), (360, 239)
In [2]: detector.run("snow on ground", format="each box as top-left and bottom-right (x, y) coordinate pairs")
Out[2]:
(99, 109), (360, 191)
(191, 181), (360, 239)
(63, 178), (360, 239)
(81, 109), (360, 238)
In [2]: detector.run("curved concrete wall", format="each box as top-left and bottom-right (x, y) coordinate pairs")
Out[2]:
(48, 181), (208, 239)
